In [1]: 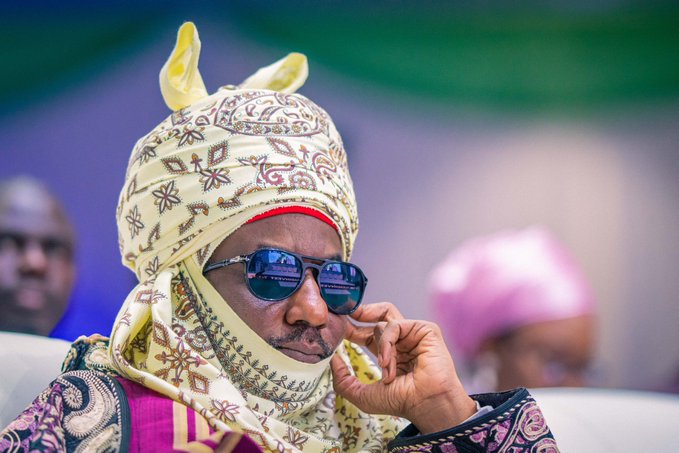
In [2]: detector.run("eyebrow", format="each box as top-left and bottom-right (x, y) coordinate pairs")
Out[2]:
(0, 230), (74, 247)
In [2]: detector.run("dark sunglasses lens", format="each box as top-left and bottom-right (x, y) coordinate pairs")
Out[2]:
(319, 263), (365, 314)
(247, 250), (302, 300)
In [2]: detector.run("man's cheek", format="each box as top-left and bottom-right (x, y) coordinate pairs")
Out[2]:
(330, 316), (349, 346)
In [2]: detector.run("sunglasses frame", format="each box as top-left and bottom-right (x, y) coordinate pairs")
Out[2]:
(203, 247), (368, 314)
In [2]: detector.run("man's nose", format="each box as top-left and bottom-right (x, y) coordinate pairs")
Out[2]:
(285, 269), (329, 327)
(20, 241), (48, 275)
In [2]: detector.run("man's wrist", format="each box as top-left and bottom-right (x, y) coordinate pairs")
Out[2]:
(410, 391), (477, 435)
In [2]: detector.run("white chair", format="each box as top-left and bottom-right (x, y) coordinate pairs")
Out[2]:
(531, 387), (679, 452)
(0, 331), (71, 428)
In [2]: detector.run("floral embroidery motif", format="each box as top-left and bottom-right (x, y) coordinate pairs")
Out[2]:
(0, 371), (125, 452)
(125, 205), (144, 238)
(212, 400), (241, 422)
(176, 124), (206, 147)
(152, 180), (181, 214)
(153, 330), (208, 388)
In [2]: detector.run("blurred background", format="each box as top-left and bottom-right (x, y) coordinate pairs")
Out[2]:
(1, 0), (677, 392)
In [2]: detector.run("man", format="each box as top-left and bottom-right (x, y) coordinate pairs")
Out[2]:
(0, 176), (75, 336)
(0, 23), (557, 452)
(430, 227), (596, 393)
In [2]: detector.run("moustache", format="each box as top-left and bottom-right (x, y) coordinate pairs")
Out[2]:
(267, 325), (333, 359)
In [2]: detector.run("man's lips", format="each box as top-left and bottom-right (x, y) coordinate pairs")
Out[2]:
(275, 344), (326, 363)
(15, 285), (48, 310)
(268, 325), (333, 363)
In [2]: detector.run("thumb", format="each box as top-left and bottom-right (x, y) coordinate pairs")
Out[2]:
(330, 353), (361, 400)
(330, 354), (386, 415)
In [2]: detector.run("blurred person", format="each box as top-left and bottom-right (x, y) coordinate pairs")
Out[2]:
(430, 227), (596, 392)
(0, 176), (76, 336)
(0, 24), (558, 452)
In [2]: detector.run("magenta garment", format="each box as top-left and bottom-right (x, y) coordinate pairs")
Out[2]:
(0, 370), (558, 452)
(116, 378), (262, 452)
(429, 227), (595, 360)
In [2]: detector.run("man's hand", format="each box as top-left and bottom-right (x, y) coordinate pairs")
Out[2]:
(330, 302), (477, 434)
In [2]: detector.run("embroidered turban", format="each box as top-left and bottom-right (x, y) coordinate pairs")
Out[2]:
(429, 227), (596, 361)
(106, 22), (402, 452)
(117, 23), (358, 282)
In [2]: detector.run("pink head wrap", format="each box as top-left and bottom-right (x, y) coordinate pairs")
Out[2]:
(429, 227), (595, 361)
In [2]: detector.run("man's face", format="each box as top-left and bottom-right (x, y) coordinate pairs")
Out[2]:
(205, 213), (349, 364)
(0, 191), (75, 336)
(492, 316), (595, 390)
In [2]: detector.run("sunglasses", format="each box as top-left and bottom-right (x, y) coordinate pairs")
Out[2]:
(203, 247), (368, 315)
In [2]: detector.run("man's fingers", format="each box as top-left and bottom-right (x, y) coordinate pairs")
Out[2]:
(350, 302), (404, 324)
(378, 321), (401, 383)
(344, 323), (378, 354)
(330, 353), (395, 416)
(346, 302), (405, 369)
(345, 319), (402, 382)
(330, 354), (364, 402)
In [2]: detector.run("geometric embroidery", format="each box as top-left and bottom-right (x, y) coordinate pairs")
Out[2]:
(153, 321), (171, 348)
(195, 245), (211, 266)
(178, 202), (211, 235)
(140, 223), (161, 254)
(189, 373), (210, 394)
(208, 140), (229, 166)
(187, 202), (210, 217)
(135, 289), (165, 304)
(126, 175), (138, 202)
(162, 156), (189, 174)
(135, 289), (154, 304)
(268, 137), (297, 158)
(217, 194), (242, 210)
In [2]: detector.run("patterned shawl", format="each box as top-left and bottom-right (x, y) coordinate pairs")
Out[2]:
(107, 22), (404, 452)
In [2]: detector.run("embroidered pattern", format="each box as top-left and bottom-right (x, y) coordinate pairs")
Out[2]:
(388, 395), (558, 453)
(117, 89), (357, 282)
(0, 371), (126, 452)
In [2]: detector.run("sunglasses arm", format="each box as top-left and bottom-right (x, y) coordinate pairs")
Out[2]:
(202, 255), (248, 275)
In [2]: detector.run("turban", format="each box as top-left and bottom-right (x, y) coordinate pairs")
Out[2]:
(429, 227), (596, 361)
(117, 23), (358, 281)
(105, 22), (402, 452)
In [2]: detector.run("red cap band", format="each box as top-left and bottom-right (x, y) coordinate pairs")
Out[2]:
(245, 206), (339, 232)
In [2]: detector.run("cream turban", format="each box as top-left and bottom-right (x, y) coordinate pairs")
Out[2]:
(116, 22), (358, 283)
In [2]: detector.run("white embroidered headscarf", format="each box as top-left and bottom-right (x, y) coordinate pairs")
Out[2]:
(108, 22), (403, 452)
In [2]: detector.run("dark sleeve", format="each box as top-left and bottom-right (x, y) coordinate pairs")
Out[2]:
(0, 370), (130, 453)
(387, 388), (559, 453)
